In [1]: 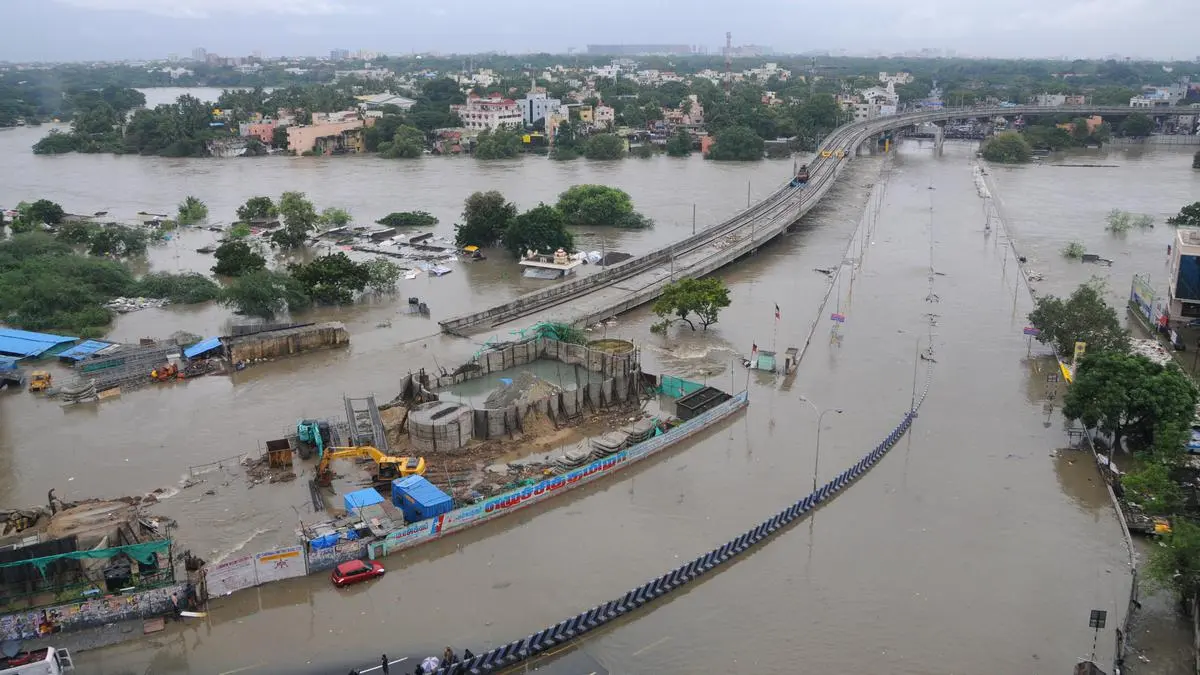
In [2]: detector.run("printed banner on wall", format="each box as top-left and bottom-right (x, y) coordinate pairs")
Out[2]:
(254, 546), (306, 584)
(205, 554), (257, 597)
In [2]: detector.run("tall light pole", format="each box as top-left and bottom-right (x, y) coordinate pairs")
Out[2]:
(801, 396), (843, 493)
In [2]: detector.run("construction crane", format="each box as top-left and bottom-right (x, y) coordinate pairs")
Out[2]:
(315, 446), (426, 488)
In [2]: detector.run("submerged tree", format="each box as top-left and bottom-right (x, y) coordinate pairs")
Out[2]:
(221, 270), (310, 319)
(652, 277), (732, 331)
(1027, 281), (1129, 357)
(271, 191), (319, 249)
(1167, 201), (1200, 227)
(502, 203), (574, 257)
(177, 196), (208, 226)
(454, 191), (517, 247)
(236, 196), (277, 222)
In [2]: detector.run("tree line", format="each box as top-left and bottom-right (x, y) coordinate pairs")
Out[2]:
(1026, 279), (1200, 608)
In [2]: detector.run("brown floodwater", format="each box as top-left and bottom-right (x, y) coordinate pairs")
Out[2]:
(0, 101), (1146, 674)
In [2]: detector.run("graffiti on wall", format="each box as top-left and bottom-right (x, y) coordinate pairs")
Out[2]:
(0, 584), (185, 642)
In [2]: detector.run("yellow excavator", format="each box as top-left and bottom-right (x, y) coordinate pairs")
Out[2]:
(314, 446), (426, 488)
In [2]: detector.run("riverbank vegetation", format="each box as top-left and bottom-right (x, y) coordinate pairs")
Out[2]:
(1061, 241), (1086, 259)
(556, 185), (652, 230)
(0, 232), (218, 335)
(1167, 202), (1200, 227)
(1029, 278), (1200, 610)
(706, 126), (765, 161)
(981, 132), (1033, 163)
(377, 211), (438, 229)
(452, 187), (649, 256)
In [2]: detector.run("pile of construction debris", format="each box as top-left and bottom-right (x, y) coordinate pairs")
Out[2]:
(484, 371), (562, 409)
(105, 297), (169, 313)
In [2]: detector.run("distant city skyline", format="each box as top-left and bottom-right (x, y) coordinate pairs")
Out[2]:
(3, 0), (1198, 63)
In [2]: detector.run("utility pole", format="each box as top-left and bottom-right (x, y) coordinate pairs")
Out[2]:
(692, 203), (697, 235)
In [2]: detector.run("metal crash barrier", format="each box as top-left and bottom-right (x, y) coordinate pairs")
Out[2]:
(360, 364), (934, 675)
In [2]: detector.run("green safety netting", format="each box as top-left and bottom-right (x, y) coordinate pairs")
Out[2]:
(658, 375), (704, 398)
(0, 540), (169, 577)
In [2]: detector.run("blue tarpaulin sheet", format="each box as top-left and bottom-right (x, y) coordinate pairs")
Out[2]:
(0, 328), (77, 358)
(391, 475), (452, 523)
(183, 337), (222, 359)
(57, 340), (113, 362)
(344, 488), (384, 514)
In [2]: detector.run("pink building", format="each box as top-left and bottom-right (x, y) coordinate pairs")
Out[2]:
(286, 120), (366, 155)
(240, 120), (278, 145)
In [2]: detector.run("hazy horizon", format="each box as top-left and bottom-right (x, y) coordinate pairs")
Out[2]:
(4, 0), (1197, 63)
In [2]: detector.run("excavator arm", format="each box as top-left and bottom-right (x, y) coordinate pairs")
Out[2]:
(314, 446), (426, 487)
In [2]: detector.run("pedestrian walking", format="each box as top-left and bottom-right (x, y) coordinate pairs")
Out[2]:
(381, 654), (390, 674)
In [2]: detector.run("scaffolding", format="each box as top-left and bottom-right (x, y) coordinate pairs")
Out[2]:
(71, 342), (179, 391)
(343, 395), (389, 453)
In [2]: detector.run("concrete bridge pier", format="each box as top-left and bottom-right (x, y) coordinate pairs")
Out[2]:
(933, 123), (945, 157)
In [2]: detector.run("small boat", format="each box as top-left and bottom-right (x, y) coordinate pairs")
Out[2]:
(195, 245), (216, 254)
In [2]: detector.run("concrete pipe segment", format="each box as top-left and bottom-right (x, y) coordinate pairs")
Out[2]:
(341, 360), (935, 675)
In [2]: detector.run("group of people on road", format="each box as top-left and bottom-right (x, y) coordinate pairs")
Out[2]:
(348, 647), (476, 675)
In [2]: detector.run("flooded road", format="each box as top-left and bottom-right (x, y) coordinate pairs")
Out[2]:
(0, 95), (1150, 674)
(66, 142), (1132, 674)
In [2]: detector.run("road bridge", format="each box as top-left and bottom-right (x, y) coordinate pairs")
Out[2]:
(439, 105), (1176, 336)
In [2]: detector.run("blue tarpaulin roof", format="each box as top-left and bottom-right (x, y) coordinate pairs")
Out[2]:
(344, 488), (384, 514)
(57, 340), (113, 362)
(0, 329), (77, 358)
(0, 356), (17, 371)
(183, 337), (223, 359)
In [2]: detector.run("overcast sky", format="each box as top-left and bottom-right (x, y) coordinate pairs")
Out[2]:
(4, 0), (1197, 62)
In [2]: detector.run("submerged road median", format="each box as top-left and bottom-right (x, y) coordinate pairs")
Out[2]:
(438, 104), (1142, 338)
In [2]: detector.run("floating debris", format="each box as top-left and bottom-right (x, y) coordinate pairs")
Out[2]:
(105, 297), (169, 313)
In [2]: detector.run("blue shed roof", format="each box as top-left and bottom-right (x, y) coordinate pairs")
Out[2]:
(183, 337), (223, 359)
(391, 475), (451, 509)
(57, 340), (114, 362)
(0, 329), (77, 358)
(0, 356), (18, 371)
(344, 488), (384, 513)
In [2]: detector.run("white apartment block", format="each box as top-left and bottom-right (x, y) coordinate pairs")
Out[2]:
(451, 94), (524, 131)
(879, 71), (914, 85)
(521, 91), (562, 125)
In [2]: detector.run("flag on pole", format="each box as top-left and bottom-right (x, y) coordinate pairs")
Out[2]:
(774, 304), (781, 320)
(751, 343), (758, 357)
(830, 312), (846, 323)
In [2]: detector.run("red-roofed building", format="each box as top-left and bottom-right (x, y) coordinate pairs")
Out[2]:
(451, 93), (523, 132)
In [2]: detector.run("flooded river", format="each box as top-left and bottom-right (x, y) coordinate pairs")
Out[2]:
(0, 93), (1167, 673)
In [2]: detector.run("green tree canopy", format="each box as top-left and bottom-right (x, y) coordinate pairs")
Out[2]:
(377, 211), (438, 229)
(503, 204), (574, 257)
(271, 191), (319, 249)
(1146, 519), (1200, 605)
(272, 125), (290, 150)
(652, 277), (732, 331)
(134, 272), (221, 304)
(1062, 352), (1198, 452)
(221, 269), (310, 319)
(177, 196), (208, 226)
(474, 128), (522, 159)
(379, 125), (425, 159)
(455, 191), (517, 247)
(26, 199), (65, 226)
(320, 207), (352, 228)
(1120, 112), (1154, 137)
(583, 134), (626, 160)
(706, 125), (764, 161)
(236, 196), (277, 222)
(1121, 461), (1183, 515)
(288, 252), (370, 304)
(1027, 281), (1129, 357)
(1167, 201), (1200, 227)
(364, 257), (402, 294)
(212, 240), (267, 277)
(665, 128), (693, 157)
(982, 132), (1033, 163)
(550, 120), (580, 161)
(87, 225), (148, 257)
(556, 184), (652, 229)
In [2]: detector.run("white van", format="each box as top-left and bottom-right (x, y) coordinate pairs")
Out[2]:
(0, 647), (74, 675)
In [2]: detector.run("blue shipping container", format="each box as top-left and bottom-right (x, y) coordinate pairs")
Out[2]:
(391, 475), (452, 523)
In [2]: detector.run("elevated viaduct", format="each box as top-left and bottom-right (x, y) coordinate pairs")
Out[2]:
(439, 105), (1179, 336)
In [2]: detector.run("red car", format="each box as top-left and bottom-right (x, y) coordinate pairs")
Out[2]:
(331, 560), (385, 587)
